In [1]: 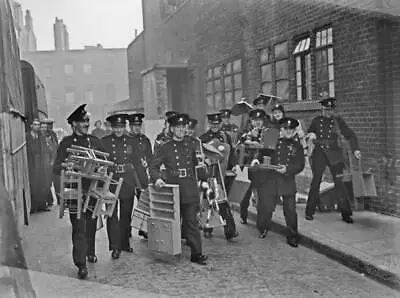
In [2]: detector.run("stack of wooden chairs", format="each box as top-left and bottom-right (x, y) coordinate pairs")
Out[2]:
(59, 145), (123, 219)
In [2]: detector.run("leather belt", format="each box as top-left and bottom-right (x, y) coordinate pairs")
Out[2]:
(115, 164), (126, 174)
(168, 168), (194, 178)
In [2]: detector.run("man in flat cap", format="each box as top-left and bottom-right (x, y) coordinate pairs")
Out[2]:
(153, 111), (178, 154)
(53, 104), (104, 279)
(305, 97), (361, 224)
(102, 113), (142, 259)
(127, 113), (152, 239)
(150, 113), (208, 265)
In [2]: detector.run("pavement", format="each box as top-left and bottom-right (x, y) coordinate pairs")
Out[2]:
(5, 206), (397, 297)
(231, 201), (400, 291)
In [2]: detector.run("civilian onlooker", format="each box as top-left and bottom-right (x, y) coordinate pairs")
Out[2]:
(91, 120), (107, 139)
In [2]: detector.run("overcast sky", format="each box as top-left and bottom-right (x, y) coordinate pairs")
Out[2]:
(17, 0), (143, 50)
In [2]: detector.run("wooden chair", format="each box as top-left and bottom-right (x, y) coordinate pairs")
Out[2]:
(84, 172), (124, 219)
(59, 170), (83, 219)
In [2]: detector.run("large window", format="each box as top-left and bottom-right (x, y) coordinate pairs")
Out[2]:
(260, 41), (289, 99)
(84, 63), (92, 75)
(206, 58), (243, 112)
(293, 37), (312, 101)
(64, 63), (74, 75)
(315, 27), (334, 99)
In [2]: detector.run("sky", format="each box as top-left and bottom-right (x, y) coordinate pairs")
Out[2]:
(16, 0), (143, 50)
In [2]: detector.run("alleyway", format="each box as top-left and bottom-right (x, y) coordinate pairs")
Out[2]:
(19, 207), (398, 297)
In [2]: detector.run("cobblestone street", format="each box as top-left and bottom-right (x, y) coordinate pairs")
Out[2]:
(20, 208), (398, 297)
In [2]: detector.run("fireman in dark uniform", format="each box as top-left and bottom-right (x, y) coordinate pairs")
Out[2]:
(236, 109), (269, 224)
(153, 111), (178, 154)
(102, 113), (140, 256)
(305, 97), (361, 223)
(253, 117), (305, 246)
(220, 109), (239, 134)
(150, 113), (208, 265)
(127, 112), (152, 239)
(53, 104), (103, 279)
(199, 113), (238, 240)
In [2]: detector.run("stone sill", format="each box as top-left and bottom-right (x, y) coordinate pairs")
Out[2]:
(283, 100), (321, 112)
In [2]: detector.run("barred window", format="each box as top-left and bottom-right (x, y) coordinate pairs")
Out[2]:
(294, 37), (312, 101)
(315, 27), (334, 99)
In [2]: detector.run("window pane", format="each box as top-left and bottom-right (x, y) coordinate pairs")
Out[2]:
(224, 76), (232, 90)
(215, 93), (223, 110)
(297, 87), (302, 101)
(261, 64), (272, 82)
(315, 50), (328, 67)
(214, 66), (221, 77)
(233, 59), (241, 72)
(260, 47), (272, 64)
(234, 73), (242, 89)
(316, 31), (321, 48)
(207, 81), (213, 94)
(327, 27), (333, 45)
(296, 57), (301, 71)
(306, 54), (312, 99)
(234, 89), (243, 103)
(321, 29), (327, 46)
(206, 95), (214, 112)
(225, 91), (233, 108)
(328, 48), (334, 64)
(262, 82), (273, 95)
(276, 59), (289, 80)
(214, 79), (221, 92)
(225, 62), (232, 75)
(329, 81), (335, 96)
(316, 65), (328, 83)
(207, 69), (213, 79)
(296, 71), (302, 87)
(328, 65), (335, 81)
(274, 41), (288, 60)
(276, 80), (289, 100)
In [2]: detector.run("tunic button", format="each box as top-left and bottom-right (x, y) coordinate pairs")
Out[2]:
(176, 156), (179, 159)
(174, 150), (178, 153)
(124, 150), (127, 153)
(113, 151), (116, 154)
(124, 144), (127, 147)
(177, 162), (180, 166)
(112, 144), (115, 147)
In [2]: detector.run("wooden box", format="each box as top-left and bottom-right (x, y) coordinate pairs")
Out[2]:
(148, 184), (181, 256)
(131, 189), (150, 233)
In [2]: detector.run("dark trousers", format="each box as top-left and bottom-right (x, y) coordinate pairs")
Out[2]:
(69, 211), (97, 267)
(240, 183), (254, 220)
(306, 148), (352, 218)
(256, 189), (275, 234)
(120, 198), (134, 249)
(181, 203), (202, 256)
(106, 201), (120, 250)
(281, 194), (298, 239)
(204, 201), (237, 237)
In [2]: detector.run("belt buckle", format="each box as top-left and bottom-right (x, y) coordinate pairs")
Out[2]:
(116, 164), (125, 173)
(178, 168), (187, 178)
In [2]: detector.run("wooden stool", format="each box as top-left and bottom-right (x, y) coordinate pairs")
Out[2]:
(59, 170), (83, 219)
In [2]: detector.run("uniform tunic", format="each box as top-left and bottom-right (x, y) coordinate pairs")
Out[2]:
(256, 137), (305, 237)
(129, 132), (152, 189)
(306, 115), (358, 218)
(153, 129), (172, 155)
(102, 134), (140, 251)
(53, 133), (103, 267)
(149, 138), (202, 256)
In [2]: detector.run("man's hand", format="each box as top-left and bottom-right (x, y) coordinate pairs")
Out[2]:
(155, 178), (166, 188)
(354, 150), (361, 160)
(232, 164), (241, 174)
(141, 158), (148, 168)
(275, 165), (287, 174)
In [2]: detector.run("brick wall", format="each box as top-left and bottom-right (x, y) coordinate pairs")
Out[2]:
(127, 33), (145, 111)
(130, 0), (400, 215)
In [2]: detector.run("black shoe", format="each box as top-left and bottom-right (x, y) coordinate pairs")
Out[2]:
(111, 249), (120, 260)
(240, 218), (247, 224)
(226, 231), (239, 240)
(259, 230), (268, 239)
(305, 215), (314, 221)
(121, 247), (133, 253)
(342, 216), (354, 224)
(287, 238), (298, 247)
(77, 265), (88, 279)
(138, 230), (148, 239)
(190, 254), (208, 265)
(87, 255), (97, 263)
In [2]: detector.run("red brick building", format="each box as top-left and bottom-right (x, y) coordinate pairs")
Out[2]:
(128, 0), (400, 215)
